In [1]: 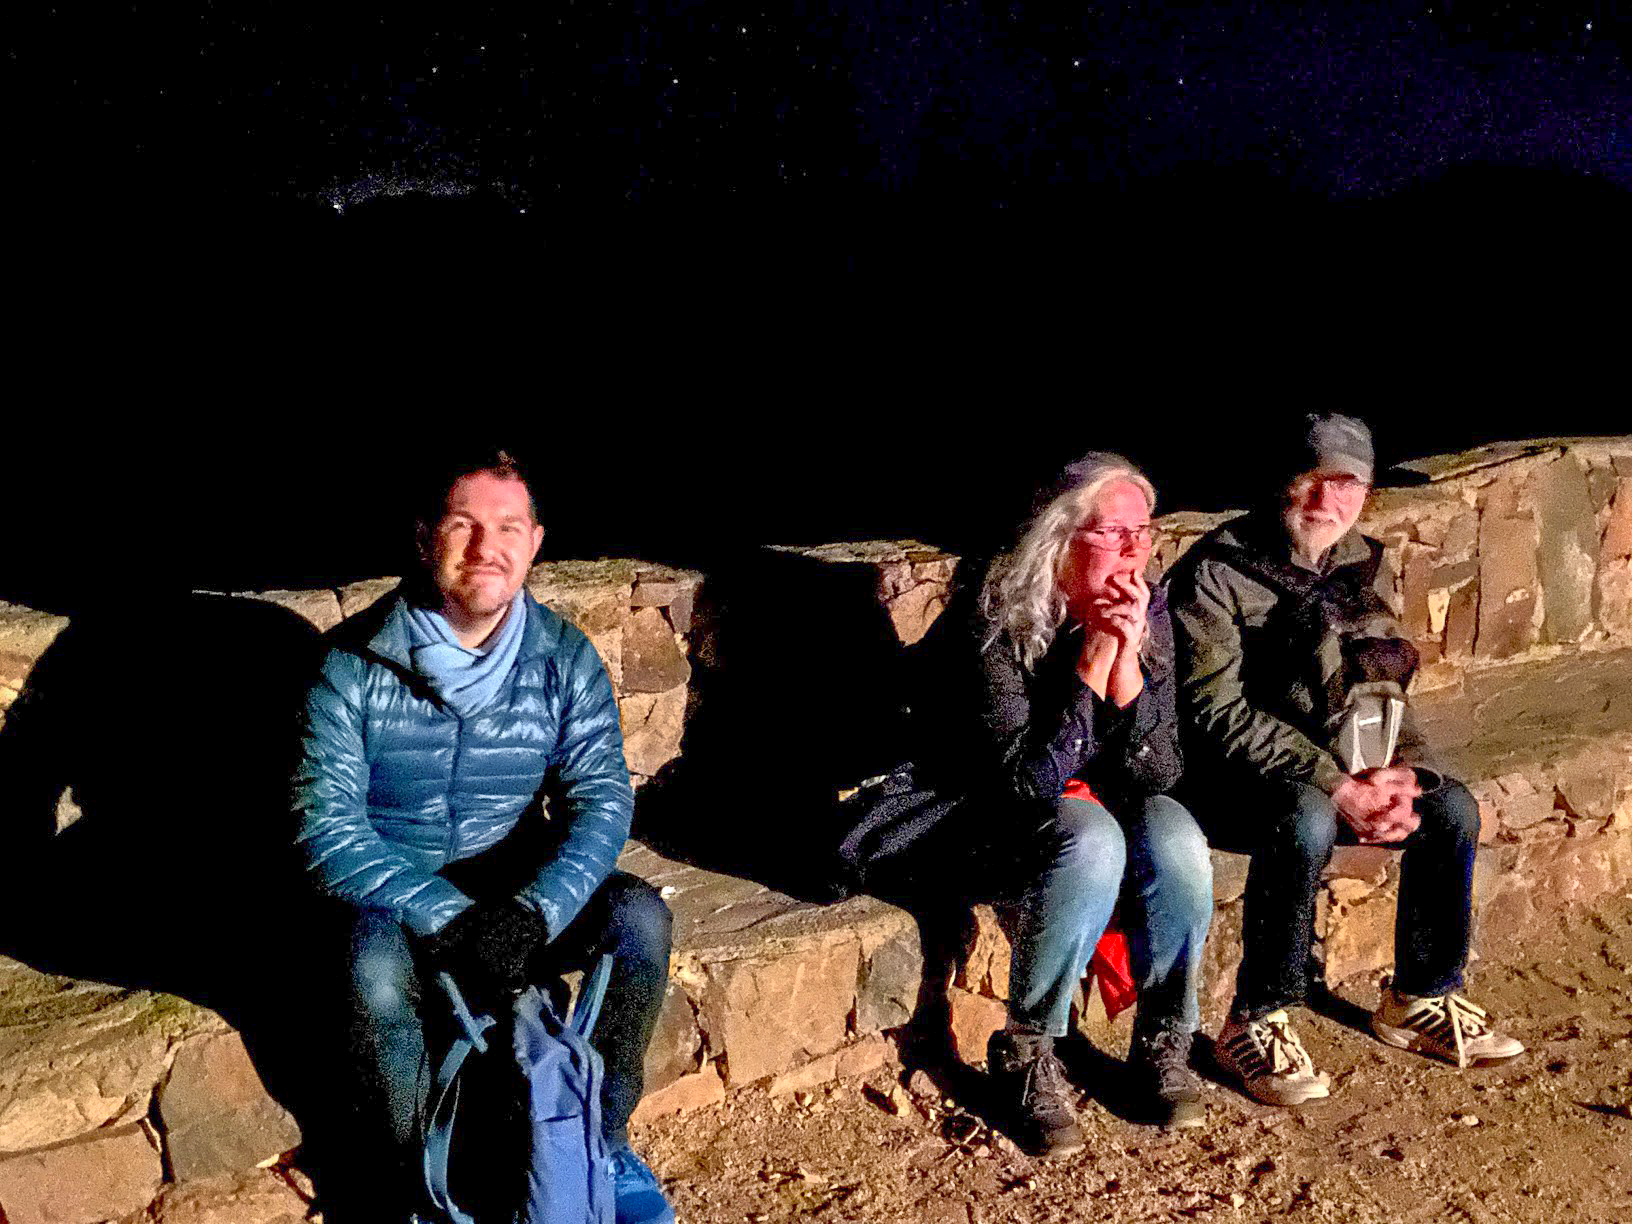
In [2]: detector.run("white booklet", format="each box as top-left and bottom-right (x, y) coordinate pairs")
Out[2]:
(1332, 689), (1405, 774)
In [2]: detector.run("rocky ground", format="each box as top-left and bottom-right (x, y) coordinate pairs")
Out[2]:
(635, 888), (1632, 1224)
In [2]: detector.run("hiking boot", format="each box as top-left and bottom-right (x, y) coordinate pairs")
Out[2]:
(1215, 1009), (1331, 1106)
(609, 1142), (676, 1224)
(1129, 1024), (1205, 1129)
(986, 1031), (1086, 1157)
(1371, 988), (1525, 1069)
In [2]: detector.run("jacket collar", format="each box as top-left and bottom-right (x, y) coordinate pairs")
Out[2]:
(365, 589), (562, 671)
(1233, 509), (1372, 576)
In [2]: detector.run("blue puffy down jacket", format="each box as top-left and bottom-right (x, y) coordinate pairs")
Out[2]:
(292, 592), (634, 939)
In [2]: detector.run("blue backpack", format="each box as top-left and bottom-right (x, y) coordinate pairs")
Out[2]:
(422, 957), (615, 1224)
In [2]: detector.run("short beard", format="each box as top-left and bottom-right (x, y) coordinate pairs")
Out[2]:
(1284, 513), (1346, 563)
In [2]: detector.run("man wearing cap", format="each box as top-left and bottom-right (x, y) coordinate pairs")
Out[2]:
(1165, 413), (1523, 1106)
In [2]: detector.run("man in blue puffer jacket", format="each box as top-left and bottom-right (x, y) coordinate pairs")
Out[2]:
(293, 449), (675, 1224)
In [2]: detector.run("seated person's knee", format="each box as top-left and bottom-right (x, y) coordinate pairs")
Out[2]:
(350, 949), (416, 1022)
(1423, 779), (1480, 844)
(1286, 787), (1341, 859)
(1049, 797), (1128, 887)
(603, 875), (674, 960)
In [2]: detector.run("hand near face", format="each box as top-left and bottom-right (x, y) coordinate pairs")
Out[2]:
(1090, 569), (1150, 652)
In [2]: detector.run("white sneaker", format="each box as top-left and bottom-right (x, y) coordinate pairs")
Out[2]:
(1215, 1010), (1332, 1106)
(1371, 988), (1525, 1068)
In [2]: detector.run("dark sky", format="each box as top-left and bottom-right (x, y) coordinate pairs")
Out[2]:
(15, 3), (1631, 224)
(8, 4), (1627, 603)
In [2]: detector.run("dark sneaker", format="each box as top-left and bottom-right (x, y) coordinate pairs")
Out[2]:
(609, 1142), (676, 1224)
(986, 1031), (1086, 1157)
(1215, 1009), (1331, 1106)
(1129, 1024), (1205, 1129)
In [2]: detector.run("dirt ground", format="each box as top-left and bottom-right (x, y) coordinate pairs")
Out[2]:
(634, 889), (1632, 1224)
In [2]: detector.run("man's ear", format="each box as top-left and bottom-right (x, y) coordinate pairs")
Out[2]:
(528, 523), (545, 564)
(415, 520), (433, 566)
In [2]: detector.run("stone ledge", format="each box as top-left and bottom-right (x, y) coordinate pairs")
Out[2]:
(7, 653), (1628, 1219)
(627, 649), (1632, 1095)
(3, 434), (1631, 1218)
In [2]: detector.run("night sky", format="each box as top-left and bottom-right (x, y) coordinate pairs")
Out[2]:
(16, 3), (1632, 220)
(8, 4), (1627, 603)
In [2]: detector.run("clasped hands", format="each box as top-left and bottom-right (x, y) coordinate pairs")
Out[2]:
(1076, 571), (1150, 703)
(1332, 765), (1423, 844)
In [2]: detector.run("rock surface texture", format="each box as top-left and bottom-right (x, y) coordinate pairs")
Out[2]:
(1, 437), (1631, 1220)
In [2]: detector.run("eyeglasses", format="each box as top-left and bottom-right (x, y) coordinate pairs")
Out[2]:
(1293, 473), (1371, 496)
(1076, 524), (1155, 551)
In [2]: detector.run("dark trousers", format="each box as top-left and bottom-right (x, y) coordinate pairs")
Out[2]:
(331, 871), (671, 1220)
(1194, 775), (1480, 1020)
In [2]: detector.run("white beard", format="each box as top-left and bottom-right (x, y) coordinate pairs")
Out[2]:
(1284, 514), (1347, 564)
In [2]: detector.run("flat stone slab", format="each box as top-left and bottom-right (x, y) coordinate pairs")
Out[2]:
(0, 1122), (164, 1224)
(1415, 647), (1632, 777)
(619, 842), (910, 953)
(618, 843), (921, 1087)
(0, 960), (222, 1154)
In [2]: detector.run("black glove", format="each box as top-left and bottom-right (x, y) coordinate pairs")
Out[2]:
(428, 901), (550, 1006)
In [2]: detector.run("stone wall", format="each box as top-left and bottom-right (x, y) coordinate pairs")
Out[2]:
(767, 435), (1632, 1060)
(0, 560), (702, 786)
(794, 438), (1632, 691)
(3, 436), (1632, 1221)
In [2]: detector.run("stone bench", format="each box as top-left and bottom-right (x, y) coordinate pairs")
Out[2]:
(3, 435), (1631, 1222)
(628, 645), (1632, 1125)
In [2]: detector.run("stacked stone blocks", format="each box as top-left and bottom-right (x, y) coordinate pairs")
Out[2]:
(3, 438), (1632, 1220)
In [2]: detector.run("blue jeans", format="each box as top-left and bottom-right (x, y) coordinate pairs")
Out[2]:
(1005, 793), (1214, 1037)
(329, 871), (671, 1220)
(874, 790), (1214, 1040)
(1204, 777), (1479, 1019)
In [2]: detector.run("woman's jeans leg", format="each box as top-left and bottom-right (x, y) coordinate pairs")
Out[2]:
(1005, 796), (1125, 1037)
(1122, 795), (1214, 1037)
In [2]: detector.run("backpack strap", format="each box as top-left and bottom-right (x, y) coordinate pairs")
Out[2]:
(567, 952), (615, 1041)
(423, 973), (498, 1224)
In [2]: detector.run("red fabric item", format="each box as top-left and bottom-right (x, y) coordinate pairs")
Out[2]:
(1060, 778), (1098, 803)
(1091, 930), (1137, 1019)
(1062, 778), (1138, 1019)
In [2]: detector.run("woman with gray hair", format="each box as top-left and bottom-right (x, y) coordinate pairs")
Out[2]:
(837, 453), (1214, 1152)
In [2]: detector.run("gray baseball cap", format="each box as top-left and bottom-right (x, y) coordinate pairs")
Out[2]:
(1291, 413), (1374, 483)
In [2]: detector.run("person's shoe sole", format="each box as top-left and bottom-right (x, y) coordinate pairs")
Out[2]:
(1009, 1121), (1087, 1159)
(1228, 1069), (1330, 1106)
(1033, 1134), (1087, 1159)
(1371, 1017), (1526, 1066)
(1157, 1099), (1207, 1130)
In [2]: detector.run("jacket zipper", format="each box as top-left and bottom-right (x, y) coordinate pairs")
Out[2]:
(445, 714), (464, 864)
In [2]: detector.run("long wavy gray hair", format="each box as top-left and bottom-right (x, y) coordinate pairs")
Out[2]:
(980, 452), (1157, 671)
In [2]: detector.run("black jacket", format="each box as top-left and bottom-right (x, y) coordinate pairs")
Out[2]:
(1166, 510), (1440, 793)
(837, 568), (1183, 880)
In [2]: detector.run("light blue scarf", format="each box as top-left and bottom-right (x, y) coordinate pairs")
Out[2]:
(403, 590), (528, 719)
